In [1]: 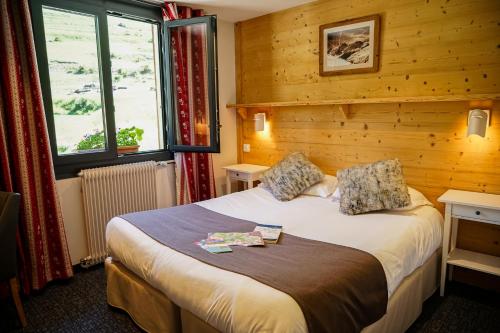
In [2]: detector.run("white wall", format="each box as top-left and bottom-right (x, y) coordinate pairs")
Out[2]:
(58, 19), (237, 266)
(57, 163), (176, 265)
(211, 19), (237, 196)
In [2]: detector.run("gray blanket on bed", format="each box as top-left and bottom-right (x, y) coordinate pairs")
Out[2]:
(120, 204), (388, 333)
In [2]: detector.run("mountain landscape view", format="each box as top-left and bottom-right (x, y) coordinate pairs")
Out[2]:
(326, 26), (370, 66)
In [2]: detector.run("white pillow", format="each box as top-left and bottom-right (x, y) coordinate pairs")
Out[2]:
(332, 187), (341, 202)
(302, 175), (338, 198)
(392, 187), (433, 211)
(332, 186), (433, 211)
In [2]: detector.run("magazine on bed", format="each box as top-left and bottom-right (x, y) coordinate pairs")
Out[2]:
(207, 231), (265, 247)
(196, 239), (233, 254)
(253, 224), (282, 244)
(197, 227), (282, 254)
(196, 231), (265, 253)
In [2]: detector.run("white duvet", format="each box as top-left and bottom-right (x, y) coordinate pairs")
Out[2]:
(106, 187), (443, 333)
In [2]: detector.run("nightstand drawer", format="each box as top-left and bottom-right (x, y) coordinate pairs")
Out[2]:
(452, 204), (500, 223)
(228, 170), (251, 181)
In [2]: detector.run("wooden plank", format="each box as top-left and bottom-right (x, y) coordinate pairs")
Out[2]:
(236, 107), (247, 120)
(237, 71), (500, 103)
(236, 116), (244, 163)
(242, 129), (500, 155)
(227, 94), (500, 109)
(447, 248), (500, 276)
(235, 22), (243, 163)
(242, 144), (500, 184)
(234, 22), (242, 104)
(338, 105), (349, 119)
(238, 0), (500, 36)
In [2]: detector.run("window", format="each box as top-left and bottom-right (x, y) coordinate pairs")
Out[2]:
(42, 7), (108, 156)
(31, 0), (219, 178)
(164, 16), (219, 153)
(108, 15), (164, 153)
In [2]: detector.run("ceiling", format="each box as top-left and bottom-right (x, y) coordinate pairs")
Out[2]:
(147, 0), (316, 22)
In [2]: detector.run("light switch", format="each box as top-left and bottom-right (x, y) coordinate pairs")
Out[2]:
(243, 144), (251, 152)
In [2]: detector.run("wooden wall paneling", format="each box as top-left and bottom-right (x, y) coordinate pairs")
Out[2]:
(237, 0), (500, 103)
(457, 220), (500, 257)
(238, 102), (500, 287)
(235, 0), (500, 289)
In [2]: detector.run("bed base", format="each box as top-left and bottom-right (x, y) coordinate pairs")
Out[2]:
(105, 250), (440, 333)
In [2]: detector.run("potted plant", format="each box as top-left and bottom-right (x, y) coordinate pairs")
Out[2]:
(116, 126), (144, 154)
(75, 127), (144, 154)
(76, 130), (105, 152)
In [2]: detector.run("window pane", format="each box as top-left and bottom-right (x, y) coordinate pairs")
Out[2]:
(108, 15), (164, 153)
(169, 22), (211, 147)
(42, 7), (107, 155)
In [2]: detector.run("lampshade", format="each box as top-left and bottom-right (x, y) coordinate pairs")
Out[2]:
(467, 109), (490, 137)
(254, 113), (266, 131)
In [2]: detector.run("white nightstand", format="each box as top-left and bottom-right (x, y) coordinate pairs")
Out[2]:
(223, 164), (270, 194)
(437, 189), (500, 296)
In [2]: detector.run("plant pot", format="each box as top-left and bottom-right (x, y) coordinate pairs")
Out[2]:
(117, 145), (140, 154)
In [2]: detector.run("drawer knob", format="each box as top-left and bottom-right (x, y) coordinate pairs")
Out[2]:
(475, 210), (481, 216)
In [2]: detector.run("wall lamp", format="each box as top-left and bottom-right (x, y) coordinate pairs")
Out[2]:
(254, 112), (266, 131)
(467, 109), (490, 137)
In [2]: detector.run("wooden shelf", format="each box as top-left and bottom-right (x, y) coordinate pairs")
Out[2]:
(447, 248), (500, 276)
(227, 93), (499, 109)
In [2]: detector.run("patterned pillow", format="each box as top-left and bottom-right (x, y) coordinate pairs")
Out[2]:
(261, 152), (324, 201)
(336, 159), (410, 215)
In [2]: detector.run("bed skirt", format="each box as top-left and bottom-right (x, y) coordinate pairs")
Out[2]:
(105, 250), (440, 333)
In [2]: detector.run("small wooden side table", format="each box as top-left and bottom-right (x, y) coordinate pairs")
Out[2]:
(437, 189), (500, 296)
(223, 164), (270, 194)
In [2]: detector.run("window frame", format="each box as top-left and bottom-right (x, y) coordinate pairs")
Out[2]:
(31, 0), (173, 179)
(163, 15), (220, 153)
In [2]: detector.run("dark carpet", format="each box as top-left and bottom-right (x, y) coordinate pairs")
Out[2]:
(1, 266), (499, 332)
(1, 267), (140, 333)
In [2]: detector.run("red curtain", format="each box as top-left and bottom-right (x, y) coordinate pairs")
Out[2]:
(0, 0), (73, 293)
(163, 3), (217, 204)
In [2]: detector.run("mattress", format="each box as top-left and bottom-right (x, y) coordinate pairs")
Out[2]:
(106, 187), (443, 333)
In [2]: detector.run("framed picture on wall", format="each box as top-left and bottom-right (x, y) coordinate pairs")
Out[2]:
(319, 14), (380, 76)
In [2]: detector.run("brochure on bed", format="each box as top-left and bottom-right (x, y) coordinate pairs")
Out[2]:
(119, 204), (388, 333)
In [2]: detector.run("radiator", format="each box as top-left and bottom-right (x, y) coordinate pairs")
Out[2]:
(79, 161), (160, 267)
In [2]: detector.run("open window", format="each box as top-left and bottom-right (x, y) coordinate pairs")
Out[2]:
(164, 16), (220, 153)
(31, 0), (219, 178)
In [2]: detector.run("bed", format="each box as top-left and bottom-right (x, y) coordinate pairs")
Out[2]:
(105, 186), (443, 333)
